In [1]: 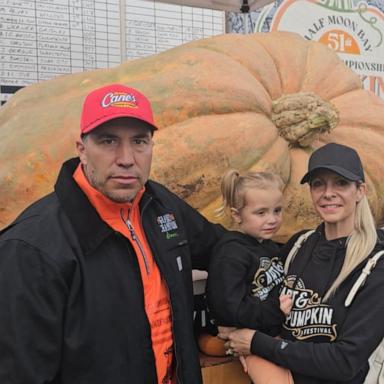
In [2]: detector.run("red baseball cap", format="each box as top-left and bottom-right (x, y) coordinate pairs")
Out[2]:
(80, 84), (159, 134)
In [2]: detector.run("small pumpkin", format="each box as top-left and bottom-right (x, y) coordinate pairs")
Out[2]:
(1, 31), (384, 239)
(197, 333), (227, 357)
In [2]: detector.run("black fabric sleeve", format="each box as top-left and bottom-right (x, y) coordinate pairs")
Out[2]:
(177, 197), (225, 272)
(207, 241), (285, 331)
(0, 240), (67, 384)
(250, 266), (384, 381)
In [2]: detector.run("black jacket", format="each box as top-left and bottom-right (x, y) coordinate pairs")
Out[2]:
(250, 226), (384, 384)
(0, 158), (224, 384)
(207, 231), (285, 333)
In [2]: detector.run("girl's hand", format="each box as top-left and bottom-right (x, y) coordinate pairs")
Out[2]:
(279, 294), (293, 316)
(217, 326), (236, 340)
(223, 328), (255, 356)
(239, 355), (248, 372)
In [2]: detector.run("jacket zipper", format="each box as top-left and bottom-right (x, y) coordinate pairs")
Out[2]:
(122, 208), (150, 275)
(140, 197), (183, 384)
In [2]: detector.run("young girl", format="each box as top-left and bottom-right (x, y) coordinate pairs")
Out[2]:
(220, 143), (384, 384)
(207, 170), (293, 382)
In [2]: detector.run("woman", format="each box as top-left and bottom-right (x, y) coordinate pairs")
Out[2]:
(220, 143), (384, 384)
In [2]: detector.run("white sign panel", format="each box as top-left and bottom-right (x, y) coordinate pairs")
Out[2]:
(270, 0), (384, 98)
(0, 0), (224, 105)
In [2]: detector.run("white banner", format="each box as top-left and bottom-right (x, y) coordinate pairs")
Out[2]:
(269, 0), (384, 99)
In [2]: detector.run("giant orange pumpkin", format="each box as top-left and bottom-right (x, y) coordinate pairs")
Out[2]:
(1, 31), (384, 239)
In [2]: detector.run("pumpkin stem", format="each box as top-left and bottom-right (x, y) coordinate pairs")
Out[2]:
(271, 92), (339, 147)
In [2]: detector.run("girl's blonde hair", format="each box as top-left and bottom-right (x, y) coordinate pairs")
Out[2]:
(323, 190), (377, 302)
(218, 170), (284, 218)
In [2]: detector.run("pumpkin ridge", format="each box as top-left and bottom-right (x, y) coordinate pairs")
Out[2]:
(329, 88), (365, 103)
(161, 110), (269, 129)
(247, 136), (290, 184)
(331, 88), (384, 113)
(188, 35), (281, 100)
(181, 46), (274, 115)
(129, 47), (275, 128)
(301, 40), (316, 93)
(331, 94), (384, 131)
(185, 45), (276, 103)
(250, 37), (284, 96)
(324, 62), (362, 99)
(150, 85), (272, 128)
(252, 32), (310, 94)
(301, 41), (361, 100)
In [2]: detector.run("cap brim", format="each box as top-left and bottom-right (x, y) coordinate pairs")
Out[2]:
(82, 114), (158, 134)
(300, 165), (362, 184)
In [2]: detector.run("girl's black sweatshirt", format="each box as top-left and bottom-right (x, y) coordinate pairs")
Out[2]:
(207, 230), (286, 334)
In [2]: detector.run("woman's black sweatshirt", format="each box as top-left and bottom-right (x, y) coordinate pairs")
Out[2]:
(250, 226), (384, 384)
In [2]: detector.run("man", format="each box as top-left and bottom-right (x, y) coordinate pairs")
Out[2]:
(0, 84), (223, 384)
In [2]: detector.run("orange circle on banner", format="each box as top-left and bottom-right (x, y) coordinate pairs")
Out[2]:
(319, 29), (360, 54)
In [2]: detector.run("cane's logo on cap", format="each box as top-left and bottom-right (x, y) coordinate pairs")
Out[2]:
(101, 92), (138, 109)
(81, 84), (158, 134)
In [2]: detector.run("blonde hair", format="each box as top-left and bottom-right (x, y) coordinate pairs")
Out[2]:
(218, 170), (284, 218)
(323, 192), (377, 302)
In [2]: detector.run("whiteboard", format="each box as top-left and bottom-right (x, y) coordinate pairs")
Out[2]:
(0, 0), (225, 104)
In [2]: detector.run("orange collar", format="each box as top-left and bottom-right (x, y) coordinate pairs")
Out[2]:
(73, 164), (145, 219)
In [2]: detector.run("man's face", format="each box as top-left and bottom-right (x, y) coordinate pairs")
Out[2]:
(76, 118), (154, 203)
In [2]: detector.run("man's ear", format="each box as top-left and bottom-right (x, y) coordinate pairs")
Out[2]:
(230, 207), (241, 224)
(76, 138), (87, 165)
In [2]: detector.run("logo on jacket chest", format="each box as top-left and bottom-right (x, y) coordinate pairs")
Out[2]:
(281, 276), (337, 341)
(157, 213), (179, 238)
(251, 257), (284, 301)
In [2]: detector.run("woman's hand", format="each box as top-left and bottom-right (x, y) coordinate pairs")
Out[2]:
(279, 294), (293, 316)
(217, 326), (237, 339)
(218, 328), (256, 357)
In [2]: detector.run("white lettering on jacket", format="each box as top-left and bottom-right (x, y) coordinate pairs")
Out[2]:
(281, 277), (337, 341)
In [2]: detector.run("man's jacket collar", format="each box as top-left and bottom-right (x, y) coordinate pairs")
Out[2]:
(54, 158), (153, 256)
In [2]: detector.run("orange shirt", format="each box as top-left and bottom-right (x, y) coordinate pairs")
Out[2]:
(73, 165), (174, 383)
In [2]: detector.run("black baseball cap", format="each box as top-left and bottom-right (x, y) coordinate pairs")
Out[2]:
(300, 143), (365, 184)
